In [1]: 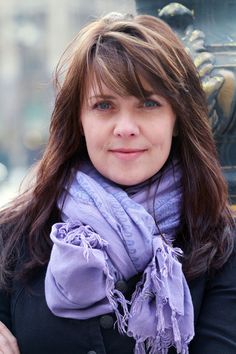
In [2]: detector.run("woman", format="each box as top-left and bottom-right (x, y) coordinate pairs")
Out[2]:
(0, 12), (235, 354)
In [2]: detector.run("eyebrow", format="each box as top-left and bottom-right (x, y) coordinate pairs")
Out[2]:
(88, 91), (158, 99)
(88, 95), (116, 101)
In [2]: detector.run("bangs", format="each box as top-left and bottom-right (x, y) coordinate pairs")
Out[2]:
(83, 36), (169, 101)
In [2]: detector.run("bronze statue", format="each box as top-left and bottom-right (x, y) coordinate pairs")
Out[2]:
(136, 0), (236, 203)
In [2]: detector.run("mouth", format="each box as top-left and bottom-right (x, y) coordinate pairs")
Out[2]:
(109, 148), (147, 160)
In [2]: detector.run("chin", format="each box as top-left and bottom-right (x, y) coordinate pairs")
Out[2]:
(111, 175), (147, 187)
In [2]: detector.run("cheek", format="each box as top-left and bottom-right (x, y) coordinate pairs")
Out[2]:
(163, 117), (176, 139)
(83, 125), (104, 152)
(82, 119), (94, 139)
(151, 124), (175, 147)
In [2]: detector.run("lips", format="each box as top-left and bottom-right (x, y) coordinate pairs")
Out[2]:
(109, 148), (147, 160)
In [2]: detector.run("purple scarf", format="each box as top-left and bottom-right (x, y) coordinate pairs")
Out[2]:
(45, 160), (194, 354)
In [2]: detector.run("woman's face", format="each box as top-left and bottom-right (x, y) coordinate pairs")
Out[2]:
(80, 80), (176, 186)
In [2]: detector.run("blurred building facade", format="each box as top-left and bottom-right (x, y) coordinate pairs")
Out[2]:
(0, 0), (135, 172)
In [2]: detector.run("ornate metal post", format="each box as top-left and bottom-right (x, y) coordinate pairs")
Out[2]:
(135, 0), (236, 204)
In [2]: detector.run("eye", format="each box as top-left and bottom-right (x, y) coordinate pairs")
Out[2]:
(93, 101), (112, 111)
(142, 99), (160, 108)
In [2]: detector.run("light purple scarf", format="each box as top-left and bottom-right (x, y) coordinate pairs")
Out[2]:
(45, 159), (194, 354)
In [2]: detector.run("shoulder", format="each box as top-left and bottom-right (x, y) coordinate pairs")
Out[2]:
(187, 233), (236, 352)
(207, 230), (236, 287)
(187, 230), (236, 315)
(193, 230), (236, 292)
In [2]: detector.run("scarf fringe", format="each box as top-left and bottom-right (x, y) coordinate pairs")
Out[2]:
(103, 263), (130, 334)
(134, 330), (190, 354)
(63, 223), (109, 261)
(127, 238), (192, 354)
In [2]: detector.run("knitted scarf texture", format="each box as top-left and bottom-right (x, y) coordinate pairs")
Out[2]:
(45, 159), (194, 354)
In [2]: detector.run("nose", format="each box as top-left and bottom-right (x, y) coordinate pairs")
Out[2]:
(113, 114), (140, 137)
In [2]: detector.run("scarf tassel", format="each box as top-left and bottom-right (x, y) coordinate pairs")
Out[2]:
(127, 242), (191, 354)
(103, 263), (130, 334)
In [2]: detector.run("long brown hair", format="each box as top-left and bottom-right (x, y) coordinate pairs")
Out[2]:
(0, 12), (234, 288)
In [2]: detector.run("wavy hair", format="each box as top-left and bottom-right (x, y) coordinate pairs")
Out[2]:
(0, 12), (234, 288)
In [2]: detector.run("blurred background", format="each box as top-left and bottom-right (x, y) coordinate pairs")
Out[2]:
(0, 0), (136, 206)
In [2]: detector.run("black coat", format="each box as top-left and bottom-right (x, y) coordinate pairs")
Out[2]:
(0, 246), (236, 354)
